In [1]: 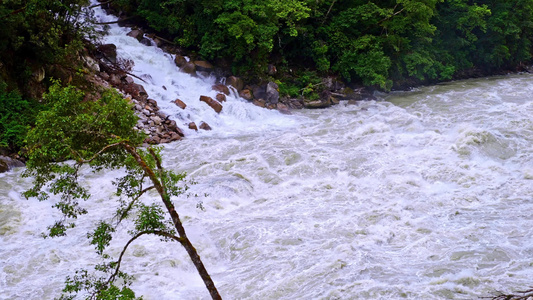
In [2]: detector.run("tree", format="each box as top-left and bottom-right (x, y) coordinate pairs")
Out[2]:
(0, 0), (93, 91)
(23, 83), (221, 299)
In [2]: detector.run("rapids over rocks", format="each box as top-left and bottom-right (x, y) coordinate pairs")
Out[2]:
(1, 3), (533, 300)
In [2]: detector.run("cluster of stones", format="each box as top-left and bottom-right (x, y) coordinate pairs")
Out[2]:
(173, 52), (373, 112)
(93, 42), (184, 145)
(173, 55), (291, 114)
(89, 10), (376, 145)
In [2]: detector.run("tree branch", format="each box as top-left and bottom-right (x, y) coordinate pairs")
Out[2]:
(114, 185), (156, 224)
(120, 143), (222, 299)
(98, 229), (185, 299)
(89, 0), (114, 9)
(321, 0), (337, 25)
(71, 141), (124, 163)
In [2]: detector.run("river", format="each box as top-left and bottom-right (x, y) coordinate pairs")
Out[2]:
(1, 3), (533, 300)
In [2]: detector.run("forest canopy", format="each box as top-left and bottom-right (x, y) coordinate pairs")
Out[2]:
(113, 0), (533, 89)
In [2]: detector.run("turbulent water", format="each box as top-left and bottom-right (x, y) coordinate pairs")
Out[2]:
(1, 5), (533, 300)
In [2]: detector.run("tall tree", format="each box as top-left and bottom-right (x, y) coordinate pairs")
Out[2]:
(23, 84), (221, 299)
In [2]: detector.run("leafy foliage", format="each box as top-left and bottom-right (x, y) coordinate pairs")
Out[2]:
(23, 84), (220, 299)
(0, 82), (42, 151)
(0, 0), (93, 91)
(114, 0), (533, 89)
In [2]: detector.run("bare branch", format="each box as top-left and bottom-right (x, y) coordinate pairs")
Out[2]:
(71, 141), (124, 163)
(321, 0), (337, 25)
(97, 230), (184, 298)
(114, 185), (156, 224)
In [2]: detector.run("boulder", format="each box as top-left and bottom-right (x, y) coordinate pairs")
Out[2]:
(100, 72), (110, 81)
(323, 76), (345, 92)
(189, 122), (198, 131)
(149, 136), (161, 144)
(199, 122), (212, 131)
(199, 95), (222, 113)
(226, 76), (244, 91)
(0, 160), (7, 173)
(212, 83), (230, 95)
(266, 81), (279, 104)
(239, 89), (253, 101)
(169, 132), (182, 141)
(174, 55), (187, 68)
(167, 119), (177, 129)
(109, 73), (121, 86)
(128, 83), (148, 101)
(152, 116), (162, 125)
(84, 56), (100, 72)
(194, 60), (214, 72)
(97, 44), (117, 64)
(216, 93), (226, 102)
(140, 38), (152, 46)
(277, 103), (291, 115)
(123, 76), (134, 85)
(127, 29), (144, 41)
(181, 62), (196, 75)
(147, 99), (158, 107)
(174, 126), (185, 137)
(304, 99), (331, 109)
(0, 156), (24, 173)
(153, 37), (163, 47)
(174, 99), (187, 109)
(188, 122), (198, 131)
(253, 99), (266, 108)
(252, 85), (267, 101)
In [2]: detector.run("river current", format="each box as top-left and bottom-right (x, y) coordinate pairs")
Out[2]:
(1, 4), (533, 300)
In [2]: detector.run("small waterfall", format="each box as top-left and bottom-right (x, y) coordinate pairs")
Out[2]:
(91, 3), (298, 138)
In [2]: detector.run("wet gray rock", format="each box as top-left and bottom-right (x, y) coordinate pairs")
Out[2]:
(266, 81), (279, 104)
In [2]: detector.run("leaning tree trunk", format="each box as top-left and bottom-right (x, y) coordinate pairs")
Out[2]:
(123, 143), (222, 300)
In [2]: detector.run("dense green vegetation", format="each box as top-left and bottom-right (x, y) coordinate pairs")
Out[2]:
(24, 84), (220, 299)
(0, 83), (42, 151)
(0, 0), (91, 88)
(0, 0), (93, 153)
(114, 0), (533, 89)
